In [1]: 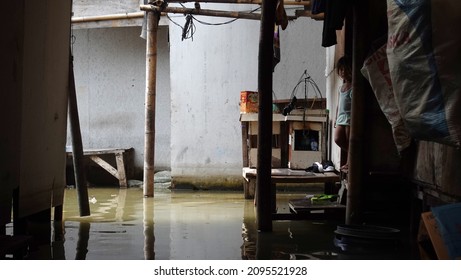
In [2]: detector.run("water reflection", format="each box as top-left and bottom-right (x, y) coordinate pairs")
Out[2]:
(8, 187), (412, 260)
(75, 222), (90, 260)
(143, 197), (155, 260)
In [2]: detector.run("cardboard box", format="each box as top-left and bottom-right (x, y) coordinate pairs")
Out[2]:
(417, 211), (450, 259)
(288, 121), (323, 169)
(247, 120), (281, 168)
(240, 91), (258, 113)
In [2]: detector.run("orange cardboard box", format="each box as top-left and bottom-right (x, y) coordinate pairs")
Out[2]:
(240, 91), (258, 113)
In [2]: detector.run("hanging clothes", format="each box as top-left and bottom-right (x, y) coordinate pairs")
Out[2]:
(273, 25), (281, 72)
(322, 0), (351, 48)
(276, 0), (288, 30)
(312, 0), (326, 15)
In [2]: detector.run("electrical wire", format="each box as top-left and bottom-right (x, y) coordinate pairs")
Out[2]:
(166, 4), (262, 41)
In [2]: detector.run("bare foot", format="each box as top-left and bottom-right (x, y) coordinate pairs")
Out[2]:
(340, 164), (349, 172)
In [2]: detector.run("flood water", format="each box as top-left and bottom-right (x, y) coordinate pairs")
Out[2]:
(7, 187), (416, 260)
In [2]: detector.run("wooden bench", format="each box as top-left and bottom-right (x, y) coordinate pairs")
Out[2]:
(242, 167), (340, 199)
(66, 147), (132, 188)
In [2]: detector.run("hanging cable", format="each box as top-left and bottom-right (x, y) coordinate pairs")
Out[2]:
(182, 14), (196, 41)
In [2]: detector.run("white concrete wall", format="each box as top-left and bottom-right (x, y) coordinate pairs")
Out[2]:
(72, 0), (141, 16)
(273, 18), (326, 100)
(70, 26), (171, 174)
(169, 4), (326, 185)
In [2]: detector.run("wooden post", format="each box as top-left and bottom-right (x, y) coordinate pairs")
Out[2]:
(143, 10), (160, 197)
(346, 0), (388, 224)
(68, 55), (90, 217)
(256, 0), (277, 232)
(346, 2), (366, 224)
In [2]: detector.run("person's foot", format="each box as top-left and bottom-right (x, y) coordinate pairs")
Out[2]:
(340, 164), (349, 172)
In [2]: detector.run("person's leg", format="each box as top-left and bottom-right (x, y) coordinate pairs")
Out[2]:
(334, 125), (348, 151)
(334, 125), (350, 170)
(342, 125), (350, 170)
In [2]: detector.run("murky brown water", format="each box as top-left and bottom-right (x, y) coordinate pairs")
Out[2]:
(6, 187), (414, 260)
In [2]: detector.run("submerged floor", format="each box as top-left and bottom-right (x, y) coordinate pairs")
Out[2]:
(7, 187), (417, 260)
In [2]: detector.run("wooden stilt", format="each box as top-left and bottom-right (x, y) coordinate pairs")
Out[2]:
(143, 10), (160, 197)
(256, 0), (277, 232)
(68, 54), (90, 217)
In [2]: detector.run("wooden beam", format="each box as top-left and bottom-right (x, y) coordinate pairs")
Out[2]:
(88, 156), (119, 179)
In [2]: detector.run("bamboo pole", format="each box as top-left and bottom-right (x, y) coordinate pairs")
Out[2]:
(167, 0), (311, 6)
(141, 5), (296, 20)
(142, 5), (259, 20)
(72, 12), (144, 23)
(143, 10), (160, 197)
(256, 0), (277, 232)
(68, 54), (90, 217)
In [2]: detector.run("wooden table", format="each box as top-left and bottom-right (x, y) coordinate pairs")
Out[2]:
(242, 167), (340, 199)
(242, 168), (343, 221)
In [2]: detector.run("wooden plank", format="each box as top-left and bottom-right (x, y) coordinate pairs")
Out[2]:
(243, 168), (340, 182)
(89, 155), (119, 179)
(115, 152), (128, 188)
(286, 198), (346, 221)
(413, 141), (461, 200)
(240, 113), (327, 122)
(66, 147), (129, 155)
(419, 212), (450, 260)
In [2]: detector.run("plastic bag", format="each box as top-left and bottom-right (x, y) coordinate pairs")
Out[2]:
(386, 0), (461, 147)
(361, 41), (412, 152)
